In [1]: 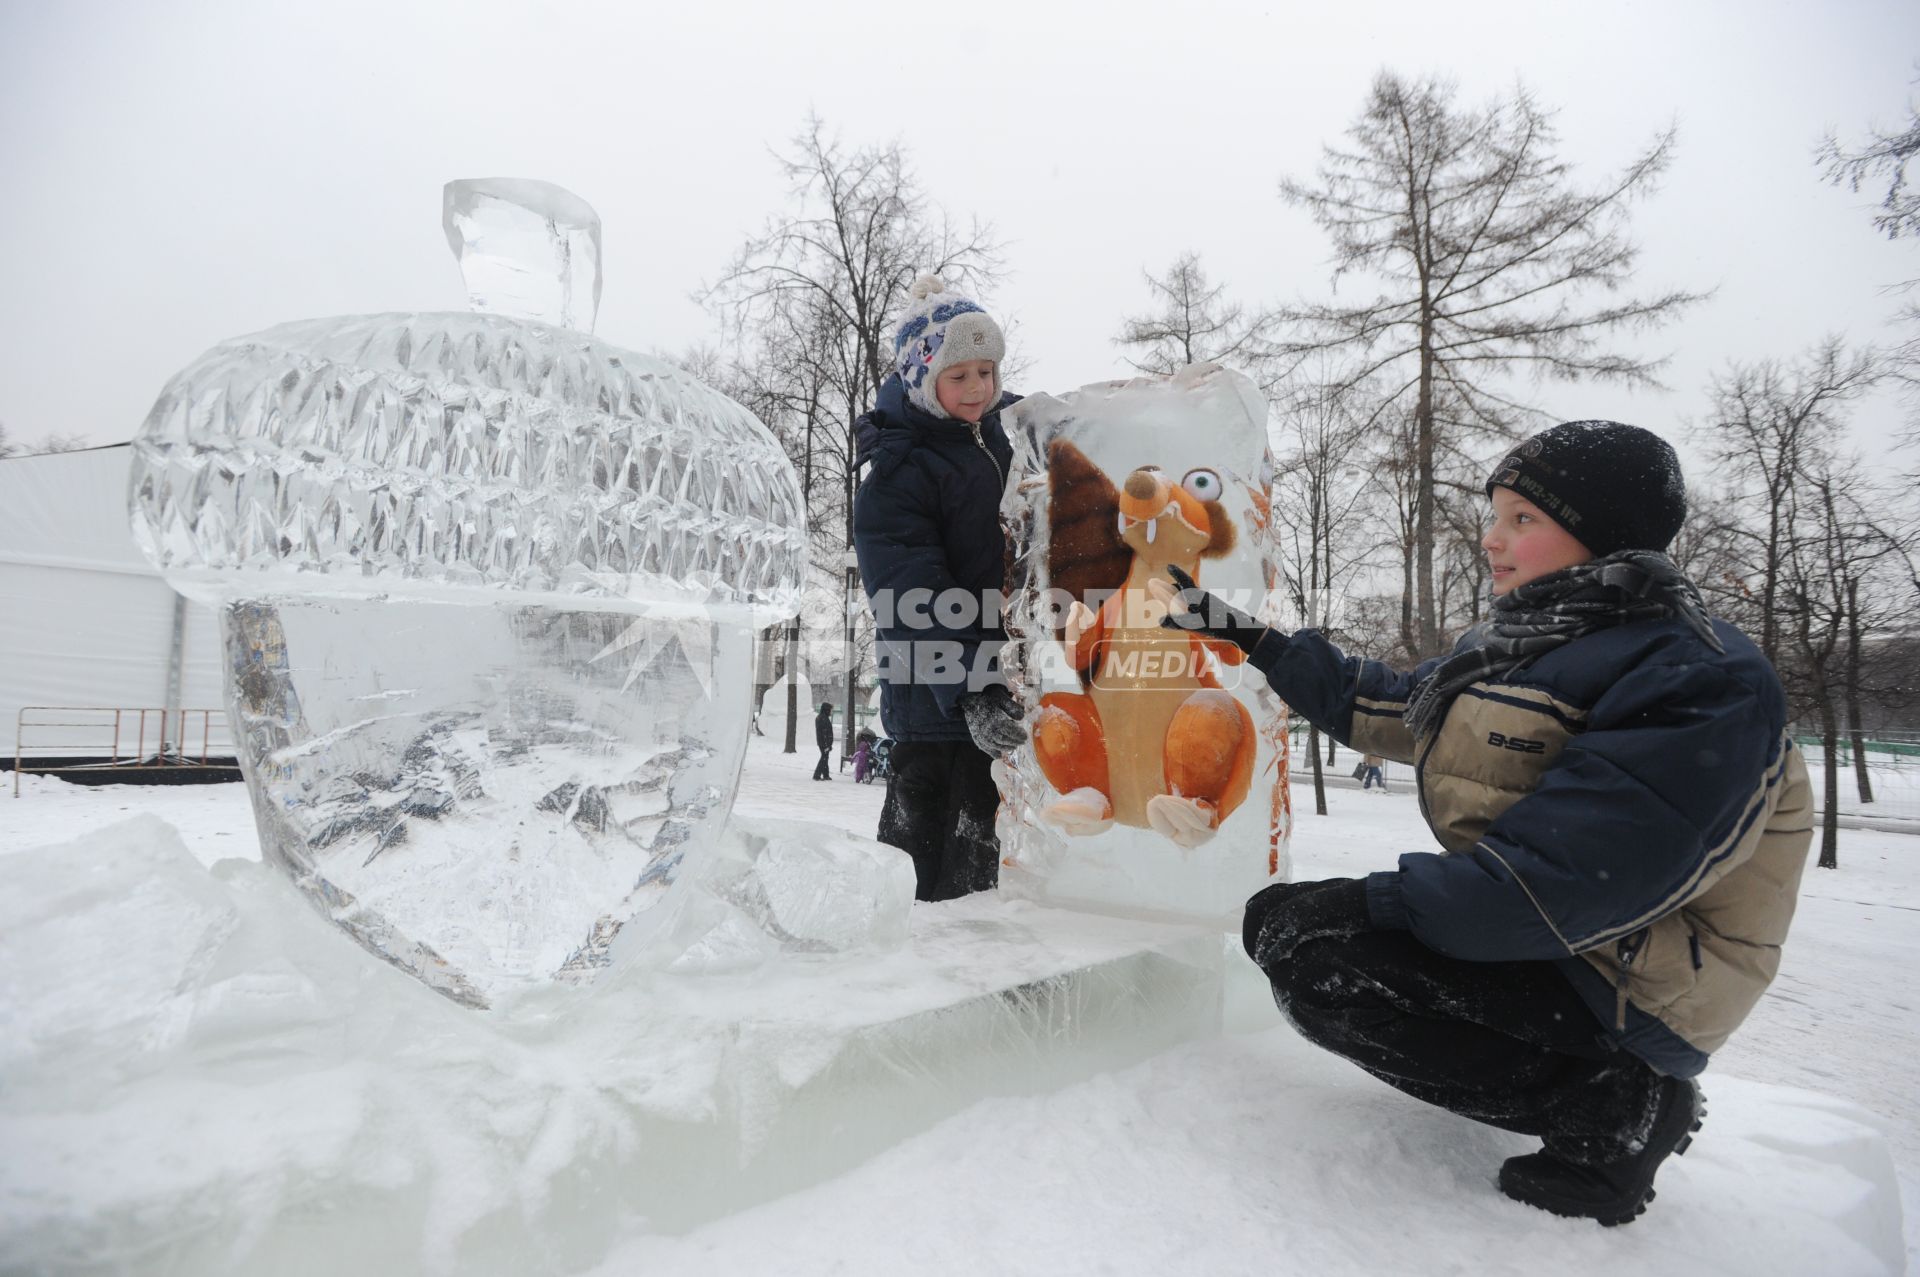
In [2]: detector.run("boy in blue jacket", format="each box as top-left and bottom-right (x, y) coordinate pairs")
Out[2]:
(852, 275), (1026, 901)
(1160, 421), (1813, 1225)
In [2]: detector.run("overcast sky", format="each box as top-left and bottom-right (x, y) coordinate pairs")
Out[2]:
(3, 0), (1916, 470)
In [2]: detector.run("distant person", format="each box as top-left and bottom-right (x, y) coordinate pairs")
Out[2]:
(853, 274), (1024, 901)
(1159, 420), (1814, 1225)
(1360, 753), (1386, 791)
(812, 702), (834, 781)
(853, 734), (874, 784)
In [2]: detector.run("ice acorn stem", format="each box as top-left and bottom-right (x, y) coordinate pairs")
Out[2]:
(442, 177), (603, 332)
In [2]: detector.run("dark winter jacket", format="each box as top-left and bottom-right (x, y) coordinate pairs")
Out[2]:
(815, 706), (834, 752)
(1251, 615), (1814, 1079)
(853, 374), (1019, 743)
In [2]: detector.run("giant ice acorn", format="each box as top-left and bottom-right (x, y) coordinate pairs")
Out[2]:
(131, 179), (803, 615)
(126, 179), (814, 1008)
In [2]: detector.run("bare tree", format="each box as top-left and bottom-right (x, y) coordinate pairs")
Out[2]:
(1358, 391), (1495, 662)
(1368, 407), (1423, 663)
(1670, 487), (1762, 633)
(1776, 454), (1905, 868)
(1835, 506), (1912, 798)
(1339, 593), (1410, 665)
(1277, 72), (1706, 656)
(1889, 306), (1920, 458)
(1816, 81), (1920, 452)
(681, 315), (844, 754)
(0, 421), (15, 459)
(707, 116), (1001, 414)
(1695, 338), (1880, 665)
(1117, 253), (1274, 379)
(1817, 83), (1920, 242)
(1271, 375), (1381, 812)
(704, 116), (1002, 750)
(1435, 487), (1492, 632)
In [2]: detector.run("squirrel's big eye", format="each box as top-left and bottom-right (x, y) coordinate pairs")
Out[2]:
(1182, 468), (1222, 501)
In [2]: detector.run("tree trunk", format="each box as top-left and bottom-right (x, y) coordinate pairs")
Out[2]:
(1844, 577), (1873, 804)
(1397, 539), (1418, 662)
(1818, 695), (1839, 870)
(1759, 502), (1782, 666)
(1414, 322), (1439, 656)
(783, 620), (799, 754)
(1308, 723), (1327, 816)
(842, 443), (859, 762)
(787, 409), (815, 757)
(842, 566), (858, 763)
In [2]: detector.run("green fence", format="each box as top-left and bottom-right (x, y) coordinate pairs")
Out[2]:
(1792, 737), (1920, 762)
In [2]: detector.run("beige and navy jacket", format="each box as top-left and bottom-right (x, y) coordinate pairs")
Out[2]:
(1249, 617), (1813, 1078)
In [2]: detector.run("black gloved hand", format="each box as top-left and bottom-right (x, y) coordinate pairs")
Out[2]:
(958, 684), (1028, 756)
(1158, 565), (1269, 655)
(1241, 877), (1372, 968)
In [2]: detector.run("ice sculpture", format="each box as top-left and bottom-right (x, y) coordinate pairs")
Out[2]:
(996, 364), (1291, 921)
(443, 177), (602, 330)
(127, 180), (821, 1007)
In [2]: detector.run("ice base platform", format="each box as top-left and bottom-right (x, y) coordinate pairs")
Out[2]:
(0, 816), (1226, 1276)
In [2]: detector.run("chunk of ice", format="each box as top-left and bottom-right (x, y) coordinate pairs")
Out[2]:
(442, 176), (602, 331)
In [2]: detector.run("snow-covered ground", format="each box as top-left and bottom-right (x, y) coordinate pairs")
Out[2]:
(1812, 755), (1920, 827)
(3, 736), (1913, 1274)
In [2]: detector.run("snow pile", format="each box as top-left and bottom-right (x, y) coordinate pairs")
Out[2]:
(0, 814), (1221, 1275)
(591, 1040), (1905, 1277)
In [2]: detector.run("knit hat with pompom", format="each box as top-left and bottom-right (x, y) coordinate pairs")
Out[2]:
(889, 273), (1006, 418)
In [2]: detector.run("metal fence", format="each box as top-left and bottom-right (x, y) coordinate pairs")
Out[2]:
(1794, 733), (1920, 829)
(1287, 728), (1920, 831)
(1286, 733), (1410, 796)
(11, 706), (232, 796)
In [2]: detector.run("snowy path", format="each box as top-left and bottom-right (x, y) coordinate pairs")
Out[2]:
(731, 730), (890, 828)
(2, 742), (1914, 1273)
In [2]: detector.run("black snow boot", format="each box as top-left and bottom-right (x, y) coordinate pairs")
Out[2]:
(1498, 1076), (1704, 1226)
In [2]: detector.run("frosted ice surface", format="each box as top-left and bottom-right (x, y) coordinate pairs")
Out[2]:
(443, 177), (603, 331)
(124, 180), (832, 1006)
(996, 363), (1291, 922)
(127, 312), (805, 614)
(0, 820), (1227, 1275)
(213, 598), (764, 1005)
(626, 817), (917, 972)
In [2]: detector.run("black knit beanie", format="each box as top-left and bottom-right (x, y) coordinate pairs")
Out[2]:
(1484, 420), (1687, 557)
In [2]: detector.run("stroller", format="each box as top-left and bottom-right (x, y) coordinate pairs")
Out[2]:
(865, 737), (895, 785)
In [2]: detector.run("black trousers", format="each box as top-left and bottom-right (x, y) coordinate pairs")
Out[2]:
(812, 748), (831, 780)
(876, 739), (1000, 902)
(1244, 884), (1665, 1163)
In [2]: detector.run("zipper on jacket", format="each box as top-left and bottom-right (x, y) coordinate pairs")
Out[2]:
(969, 422), (1006, 487)
(1613, 927), (1650, 1030)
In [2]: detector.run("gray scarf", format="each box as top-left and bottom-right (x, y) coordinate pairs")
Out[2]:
(1403, 551), (1723, 741)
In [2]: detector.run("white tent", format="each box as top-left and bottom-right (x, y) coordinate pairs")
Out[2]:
(0, 445), (229, 760)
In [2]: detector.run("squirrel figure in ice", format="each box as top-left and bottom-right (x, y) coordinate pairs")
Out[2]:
(1032, 440), (1257, 848)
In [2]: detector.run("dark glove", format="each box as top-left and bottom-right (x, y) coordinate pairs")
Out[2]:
(1159, 565), (1269, 654)
(1241, 877), (1372, 968)
(958, 684), (1028, 756)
